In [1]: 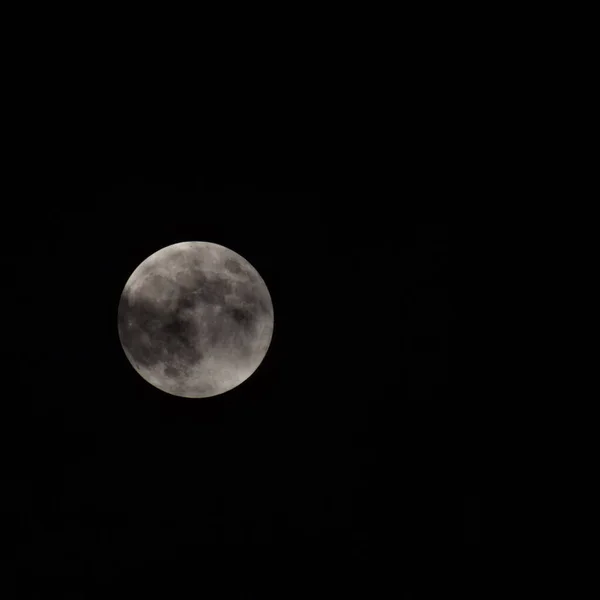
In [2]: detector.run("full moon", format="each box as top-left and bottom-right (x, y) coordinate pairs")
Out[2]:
(117, 241), (274, 398)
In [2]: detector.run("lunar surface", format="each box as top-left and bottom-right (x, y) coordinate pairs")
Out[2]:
(117, 241), (274, 398)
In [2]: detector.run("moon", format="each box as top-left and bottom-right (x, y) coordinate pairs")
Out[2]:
(117, 241), (274, 398)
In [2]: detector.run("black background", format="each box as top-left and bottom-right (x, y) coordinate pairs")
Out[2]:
(1, 165), (475, 598)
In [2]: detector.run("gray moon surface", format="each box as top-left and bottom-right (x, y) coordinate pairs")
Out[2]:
(117, 241), (274, 398)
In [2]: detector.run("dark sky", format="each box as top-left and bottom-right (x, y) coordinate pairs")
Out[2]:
(1, 171), (473, 598)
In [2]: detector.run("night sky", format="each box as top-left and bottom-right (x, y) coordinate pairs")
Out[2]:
(2, 171), (473, 598)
